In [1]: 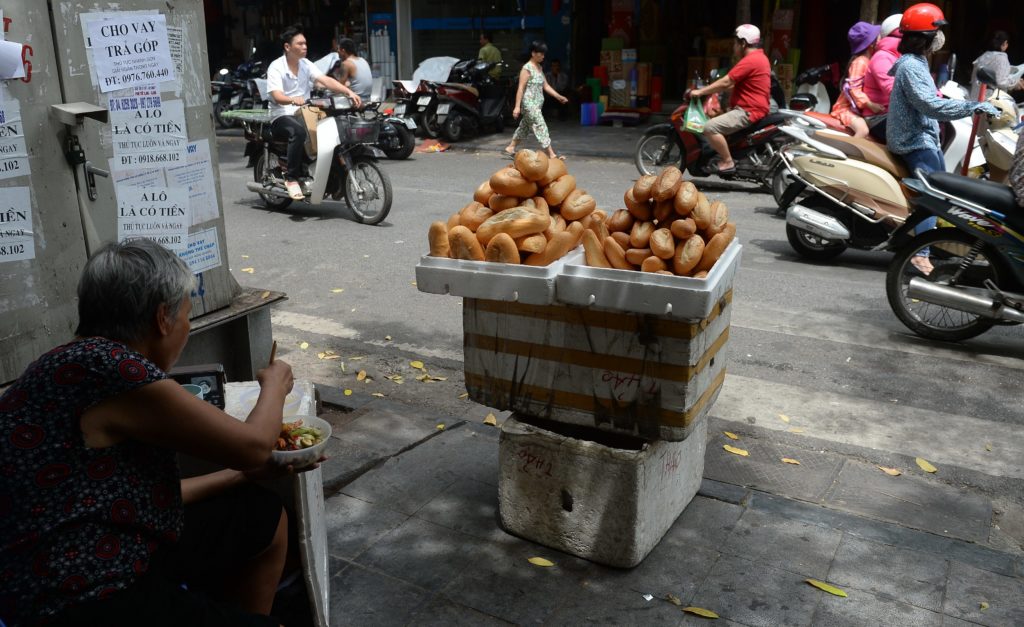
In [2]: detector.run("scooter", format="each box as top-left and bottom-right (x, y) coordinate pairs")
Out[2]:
(790, 64), (833, 114)
(885, 169), (1024, 342)
(212, 59), (265, 129)
(240, 96), (393, 225)
(435, 59), (511, 142)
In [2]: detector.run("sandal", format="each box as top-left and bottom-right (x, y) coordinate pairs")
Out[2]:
(285, 180), (304, 201)
(501, 148), (515, 159)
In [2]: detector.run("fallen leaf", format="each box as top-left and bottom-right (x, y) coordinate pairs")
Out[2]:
(349, 356), (365, 361)
(985, 443), (992, 452)
(979, 601), (989, 611)
(778, 413), (791, 423)
(410, 281), (417, 286)
(484, 413), (497, 426)
(666, 594), (682, 606)
(410, 360), (425, 370)
(682, 606), (719, 618)
(331, 288), (344, 293)
(781, 458), (801, 465)
(915, 457), (938, 473)
(241, 255), (249, 259)
(723, 431), (739, 440)
(240, 267), (255, 274)
(343, 389), (352, 396)
(384, 374), (405, 384)
(317, 350), (340, 360)
(357, 370), (367, 381)
(299, 341), (309, 350)
(789, 427), (804, 433)
(436, 423), (445, 430)
(723, 445), (748, 457)
(806, 579), (847, 597)
(877, 466), (902, 476)
(260, 290), (271, 299)
(527, 557), (554, 567)
(371, 392), (385, 398)
(458, 392), (469, 399)
(339, 363), (346, 373)
(384, 335), (392, 341)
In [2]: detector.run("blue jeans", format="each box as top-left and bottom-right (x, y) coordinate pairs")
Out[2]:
(898, 148), (944, 239)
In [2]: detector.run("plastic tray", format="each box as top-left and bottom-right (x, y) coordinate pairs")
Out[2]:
(555, 241), (742, 319)
(415, 248), (583, 306)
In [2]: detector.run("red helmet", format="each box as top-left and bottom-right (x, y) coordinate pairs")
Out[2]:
(900, 3), (947, 33)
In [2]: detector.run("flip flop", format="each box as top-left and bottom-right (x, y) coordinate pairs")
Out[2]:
(553, 154), (567, 161)
(501, 150), (515, 159)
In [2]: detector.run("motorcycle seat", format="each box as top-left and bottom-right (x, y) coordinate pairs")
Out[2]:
(814, 131), (909, 179)
(926, 172), (1020, 227)
(441, 82), (478, 97)
(735, 112), (789, 137)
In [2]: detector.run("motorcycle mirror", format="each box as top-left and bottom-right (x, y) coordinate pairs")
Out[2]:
(709, 69), (719, 80)
(976, 67), (997, 87)
(947, 53), (956, 79)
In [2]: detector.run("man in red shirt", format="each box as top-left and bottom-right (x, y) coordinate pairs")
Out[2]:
(690, 24), (771, 174)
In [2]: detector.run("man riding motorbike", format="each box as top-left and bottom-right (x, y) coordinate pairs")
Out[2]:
(266, 24), (361, 200)
(687, 24), (771, 175)
(333, 37), (374, 102)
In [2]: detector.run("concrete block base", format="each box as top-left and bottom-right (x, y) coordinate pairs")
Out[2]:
(498, 415), (707, 568)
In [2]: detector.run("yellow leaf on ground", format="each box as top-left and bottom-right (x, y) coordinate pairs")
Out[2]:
(778, 413), (791, 423)
(349, 356), (365, 361)
(979, 601), (989, 611)
(343, 389), (352, 396)
(371, 392), (385, 398)
(484, 413), (497, 426)
(458, 392), (469, 399)
(241, 255), (249, 259)
(331, 288), (344, 293)
(357, 370), (366, 381)
(410, 360), (425, 370)
(240, 267), (255, 274)
(299, 341), (309, 350)
(789, 427), (804, 433)
(723, 445), (749, 457)
(260, 291), (271, 299)
(781, 458), (801, 465)
(806, 579), (848, 597)
(436, 423), (445, 430)
(916, 457), (938, 473)
(985, 443), (992, 452)
(384, 335), (392, 341)
(527, 557), (554, 567)
(877, 466), (902, 476)
(723, 431), (739, 440)
(682, 606), (719, 618)
(666, 594), (682, 606)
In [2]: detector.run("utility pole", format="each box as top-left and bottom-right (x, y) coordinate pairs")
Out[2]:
(860, 0), (879, 23)
(737, 0), (751, 25)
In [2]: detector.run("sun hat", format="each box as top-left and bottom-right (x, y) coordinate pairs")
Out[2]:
(848, 21), (882, 55)
(880, 14), (902, 37)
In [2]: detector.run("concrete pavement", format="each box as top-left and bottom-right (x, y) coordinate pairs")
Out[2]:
(312, 388), (1024, 627)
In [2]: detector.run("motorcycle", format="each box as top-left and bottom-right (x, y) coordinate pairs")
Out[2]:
(374, 101), (417, 160)
(435, 59), (511, 142)
(212, 59), (265, 129)
(885, 169), (1024, 342)
(790, 64), (833, 114)
(240, 95), (393, 225)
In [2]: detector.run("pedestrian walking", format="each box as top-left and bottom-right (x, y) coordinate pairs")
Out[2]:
(504, 41), (569, 161)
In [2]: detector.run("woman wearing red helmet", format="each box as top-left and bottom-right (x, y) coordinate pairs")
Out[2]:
(885, 3), (998, 273)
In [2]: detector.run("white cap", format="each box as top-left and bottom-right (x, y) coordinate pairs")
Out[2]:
(880, 14), (902, 37)
(735, 24), (761, 45)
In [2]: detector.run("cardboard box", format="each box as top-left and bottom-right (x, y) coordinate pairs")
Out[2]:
(599, 50), (620, 67)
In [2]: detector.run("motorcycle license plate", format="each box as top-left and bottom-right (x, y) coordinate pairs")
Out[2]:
(230, 93), (242, 105)
(394, 104), (406, 115)
(403, 118), (417, 130)
(417, 96), (431, 106)
(437, 103), (451, 115)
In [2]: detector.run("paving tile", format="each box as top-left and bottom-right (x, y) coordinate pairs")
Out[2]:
(943, 561), (1024, 626)
(811, 586), (945, 626)
(720, 509), (843, 579)
(824, 461), (993, 543)
(542, 585), (692, 626)
(405, 595), (515, 626)
(942, 616), (982, 627)
(354, 516), (484, 592)
(328, 561), (428, 626)
(324, 493), (409, 560)
(827, 534), (947, 612)
(413, 477), (504, 542)
(662, 495), (746, 552)
(687, 554), (820, 627)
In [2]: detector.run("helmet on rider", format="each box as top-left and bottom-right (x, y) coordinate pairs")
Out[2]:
(899, 3), (947, 33)
(880, 14), (903, 38)
(735, 24), (761, 46)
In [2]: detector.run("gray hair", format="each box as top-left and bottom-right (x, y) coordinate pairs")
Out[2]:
(75, 239), (195, 343)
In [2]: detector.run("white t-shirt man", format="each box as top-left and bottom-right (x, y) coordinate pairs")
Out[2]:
(266, 56), (324, 119)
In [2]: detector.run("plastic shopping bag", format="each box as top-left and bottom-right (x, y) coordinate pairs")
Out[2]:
(685, 97), (708, 134)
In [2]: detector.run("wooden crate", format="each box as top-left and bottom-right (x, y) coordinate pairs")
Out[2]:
(463, 292), (731, 441)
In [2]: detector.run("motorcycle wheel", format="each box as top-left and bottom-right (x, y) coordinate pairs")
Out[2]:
(885, 229), (999, 342)
(442, 113), (466, 143)
(785, 223), (847, 260)
(771, 168), (794, 207)
(634, 129), (681, 176)
(214, 101), (232, 129)
(345, 159), (393, 225)
(421, 111), (441, 139)
(253, 153), (293, 211)
(382, 121), (415, 160)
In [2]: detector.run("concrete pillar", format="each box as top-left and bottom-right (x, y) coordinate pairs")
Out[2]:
(737, 0), (751, 25)
(860, 0), (879, 23)
(395, 0), (413, 78)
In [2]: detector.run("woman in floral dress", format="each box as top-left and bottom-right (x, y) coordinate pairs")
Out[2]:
(504, 41), (569, 160)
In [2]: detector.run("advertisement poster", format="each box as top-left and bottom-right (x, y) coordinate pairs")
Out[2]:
(166, 139), (219, 225)
(0, 186), (34, 263)
(116, 186), (190, 251)
(87, 13), (175, 92)
(110, 98), (187, 168)
(0, 98), (29, 180)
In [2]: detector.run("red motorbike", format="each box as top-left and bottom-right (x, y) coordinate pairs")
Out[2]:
(430, 59), (512, 143)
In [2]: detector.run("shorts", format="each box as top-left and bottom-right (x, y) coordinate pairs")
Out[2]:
(702, 107), (752, 136)
(49, 483), (284, 627)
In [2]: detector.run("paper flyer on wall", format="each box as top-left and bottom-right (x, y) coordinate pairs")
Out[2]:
(108, 158), (166, 189)
(110, 97), (187, 168)
(86, 13), (175, 93)
(0, 98), (29, 181)
(179, 226), (222, 274)
(116, 186), (190, 252)
(166, 139), (219, 225)
(80, 11), (161, 91)
(0, 186), (35, 263)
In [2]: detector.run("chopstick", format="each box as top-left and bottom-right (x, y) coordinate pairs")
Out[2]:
(269, 340), (277, 365)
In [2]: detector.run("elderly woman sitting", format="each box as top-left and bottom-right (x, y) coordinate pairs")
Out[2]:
(1, 239), (298, 627)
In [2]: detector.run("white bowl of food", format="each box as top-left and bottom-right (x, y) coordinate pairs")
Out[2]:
(270, 415), (331, 468)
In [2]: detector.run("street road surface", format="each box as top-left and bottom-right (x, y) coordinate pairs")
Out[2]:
(214, 136), (1024, 524)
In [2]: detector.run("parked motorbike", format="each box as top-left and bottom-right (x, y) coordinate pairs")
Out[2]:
(790, 64), (833, 114)
(434, 59), (511, 142)
(212, 59), (265, 129)
(241, 96), (393, 225)
(885, 170), (1024, 342)
(374, 102), (417, 160)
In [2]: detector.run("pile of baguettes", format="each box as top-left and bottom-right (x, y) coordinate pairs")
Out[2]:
(426, 152), (735, 277)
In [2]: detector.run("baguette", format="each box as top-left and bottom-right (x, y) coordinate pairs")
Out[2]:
(690, 193), (712, 230)
(653, 199), (674, 224)
(624, 247), (653, 266)
(674, 181), (698, 215)
(514, 149), (550, 181)
(632, 175), (657, 202)
(449, 225), (485, 261)
(641, 256), (668, 273)
(649, 228), (676, 259)
(447, 212), (461, 230)
(606, 209), (634, 233)
(484, 232), (521, 264)
(610, 230), (632, 249)
(476, 207), (551, 245)
(524, 231), (576, 266)
(474, 180), (494, 205)
(603, 235), (633, 270)
(624, 188), (651, 220)
(669, 217), (697, 240)
(544, 213), (567, 239)
(695, 222), (735, 272)
(459, 201), (494, 231)
(704, 200), (730, 237)
(672, 234), (704, 275)
(531, 196), (550, 215)
(652, 166), (683, 201)
(543, 174), (576, 206)
(566, 220), (586, 247)
(692, 270), (709, 279)
(515, 233), (548, 253)
(490, 167), (539, 198)
(428, 221), (450, 257)
(582, 230), (612, 268)
(538, 155), (567, 186)
(487, 194), (520, 213)
(629, 220), (655, 248)
(561, 189), (597, 221)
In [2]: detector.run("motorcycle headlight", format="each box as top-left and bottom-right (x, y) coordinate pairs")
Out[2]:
(333, 96), (353, 109)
